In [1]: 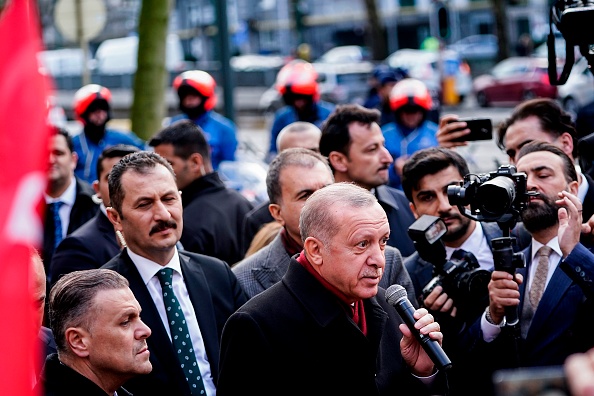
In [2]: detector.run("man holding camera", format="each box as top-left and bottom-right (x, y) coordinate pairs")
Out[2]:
(462, 142), (594, 393)
(401, 147), (525, 395)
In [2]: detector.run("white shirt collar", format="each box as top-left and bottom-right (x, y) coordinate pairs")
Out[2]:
(445, 221), (484, 258)
(44, 176), (77, 206)
(127, 247), (182, 286)
(530, 236), (562, 261)
(578, 171), (589, 203)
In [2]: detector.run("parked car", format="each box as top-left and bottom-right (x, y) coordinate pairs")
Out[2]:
(473, 57), (557, 107)
(258, 61), (374, 113)
(447, 34), (498, 61)
(38, 48), (87, 77)
(316, 45), (370, 64)
(557, 56), (594, 119)
(384, 48), (472, 102)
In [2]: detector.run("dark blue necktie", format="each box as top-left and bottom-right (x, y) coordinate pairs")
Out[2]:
(50, 201), (64, 249)
(156, 268), (206, 395)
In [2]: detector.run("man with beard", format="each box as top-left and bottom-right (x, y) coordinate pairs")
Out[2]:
(102, 151), (248, 396)
(71, 84), (145, 184)
(267, 60), (335, 161)
(169, 70), (237, 170)
(401, 147), (528, 395)
(461, 141), (594, 394)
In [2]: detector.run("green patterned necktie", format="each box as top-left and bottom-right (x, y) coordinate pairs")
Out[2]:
(156, 268), (206, 395)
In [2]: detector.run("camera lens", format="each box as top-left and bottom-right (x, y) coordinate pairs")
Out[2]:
(476, 176), (516, 218)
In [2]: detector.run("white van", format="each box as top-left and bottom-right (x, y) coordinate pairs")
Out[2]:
(94, 34), (186, 75)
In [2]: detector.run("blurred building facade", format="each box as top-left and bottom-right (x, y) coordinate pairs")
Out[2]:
(38, 0), (550, 63)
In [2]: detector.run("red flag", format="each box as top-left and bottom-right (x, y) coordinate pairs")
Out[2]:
(0, 0), (51, 394)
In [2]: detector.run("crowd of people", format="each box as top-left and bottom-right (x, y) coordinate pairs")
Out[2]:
(30, 60), (594, 396)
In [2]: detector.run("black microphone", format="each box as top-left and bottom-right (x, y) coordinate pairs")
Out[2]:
(385, 284), (452, 371)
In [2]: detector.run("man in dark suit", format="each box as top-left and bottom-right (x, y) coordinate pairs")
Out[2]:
(102, 151), (247, 396)
(319, 104), (417, 257)
(441, 99), (594, 247)
(50, 144), (139, 287)
(464, 142), (594, 385)
(37, 269), (152, 396)
(218, 183), (444, 395)
(149, 120), (253, 266)
(233, 148), (416, 303)
(42, 127), (97, 271)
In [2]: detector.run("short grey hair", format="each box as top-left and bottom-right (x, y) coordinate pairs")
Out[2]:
(299, 182), (377, 244)
(276, 121), (322, 152)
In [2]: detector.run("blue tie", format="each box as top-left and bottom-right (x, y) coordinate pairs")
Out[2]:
(50, 201), (64, 249)
(156, 268), (206, 395)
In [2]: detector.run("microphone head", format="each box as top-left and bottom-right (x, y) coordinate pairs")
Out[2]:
(385, 284), (407, 305)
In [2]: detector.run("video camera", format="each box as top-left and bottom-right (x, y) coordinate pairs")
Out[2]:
(547, 0), (594, 85)
(447, 165), (535, 226)
(407, 215), (491, 314)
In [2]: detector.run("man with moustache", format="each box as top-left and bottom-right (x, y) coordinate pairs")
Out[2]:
(232, 148), (416, 301)
(102, 151), (247, 396)
(37, 269), (152, 396)
(462, 142), (594, 392)
(319, 104), (416, 257)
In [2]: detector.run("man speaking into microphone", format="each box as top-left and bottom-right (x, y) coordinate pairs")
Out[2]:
(218, 182), (447, 395)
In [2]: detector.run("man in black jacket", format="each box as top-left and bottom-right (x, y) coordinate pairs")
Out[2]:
(218, 183), (444, 395)
(150, 120), (253, 265)
(38, 269), (152, 396)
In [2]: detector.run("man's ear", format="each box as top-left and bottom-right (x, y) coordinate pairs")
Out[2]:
(69, 152), (78, 172)
(328, 151), (348, 173)
(106, 207), (123, 232)
(188, 153), (205, 175)
(409, 202), (420, 219)
(303, 237), (324, 266)
(92, 180), (100, 195)
(568, 180), (579, 196)
(559, 132), (575, 157)
(65, 327), (90, 358)
(268, 203), (286, 227)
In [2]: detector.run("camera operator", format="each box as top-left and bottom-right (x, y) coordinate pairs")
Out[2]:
(463, 142), (594, 393)
(402, 148), (509, 313)
(402, 147), (529, 395)
(438, 99), (594, 249)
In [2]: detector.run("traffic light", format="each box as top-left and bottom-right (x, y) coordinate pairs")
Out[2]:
(437, 5), (450, 39)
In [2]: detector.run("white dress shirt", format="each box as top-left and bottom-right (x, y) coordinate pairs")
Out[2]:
(445, 222), (494, 271)
(128, 247), (216, 396)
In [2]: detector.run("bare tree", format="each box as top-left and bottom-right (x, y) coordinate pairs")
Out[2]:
(130, 0), (171, 140)
(363, 0), (387, 60)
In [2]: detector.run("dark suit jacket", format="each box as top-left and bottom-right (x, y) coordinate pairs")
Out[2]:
(49, 210), (119, 287)
(219, 259), (440, 396)
(376, 185), (416, 257)
(102, 248), (248, 396)
(461, 242), (594, 376)
(42, 177), (98, 268)
(581, 173), (594, 249)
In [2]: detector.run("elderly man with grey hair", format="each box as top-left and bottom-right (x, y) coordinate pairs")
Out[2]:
(219, 182), (445, 395)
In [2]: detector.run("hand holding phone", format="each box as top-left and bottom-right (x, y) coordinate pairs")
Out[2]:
(448, 117), (493, 143)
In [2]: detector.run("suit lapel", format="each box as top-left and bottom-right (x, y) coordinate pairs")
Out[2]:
(527, 263), (572, 337)
(178, 253), (220, 375)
